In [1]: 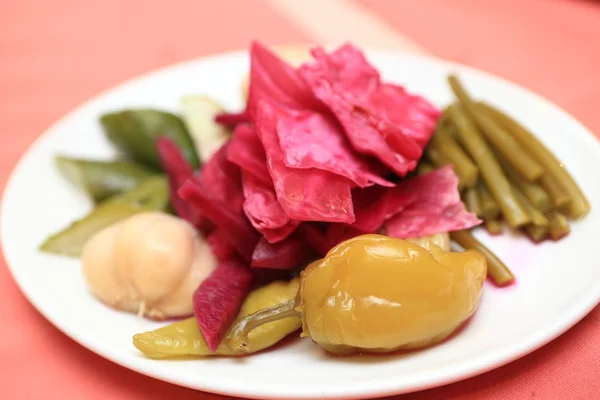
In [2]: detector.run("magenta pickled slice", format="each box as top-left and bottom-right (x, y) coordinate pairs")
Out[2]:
(192, 258), (253, 352)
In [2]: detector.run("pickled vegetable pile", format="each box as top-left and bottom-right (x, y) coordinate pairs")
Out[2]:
(39, 41), (590, 359)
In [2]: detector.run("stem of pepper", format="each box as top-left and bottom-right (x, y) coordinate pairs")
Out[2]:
(226, 299), (300, 353)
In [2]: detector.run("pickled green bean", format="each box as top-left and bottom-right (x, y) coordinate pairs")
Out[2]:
(416, 161), (436, 175)
(478, 101), (589, 218)
(497, 156), (553, 213)
(548, 211), (570, 240)
(429, 126), (479, 188)
(477, 182), (500, 219)
(462, 187), (481, 216)
(448, 76), (544, 181)
(484, 219), (503, 235)
(524, 224), (549, 243)
(512, 186), (549, 227)
(425, 146), (464, 190)
(448, 104), (530, 227)
(450, 230), (514, 286)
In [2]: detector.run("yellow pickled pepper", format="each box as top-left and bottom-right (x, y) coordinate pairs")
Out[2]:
(228, 234), (487, 356)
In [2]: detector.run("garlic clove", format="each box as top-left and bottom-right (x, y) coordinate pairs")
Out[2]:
(124, 213), (196, 305)
(155, 236), (217, 317)
(81, 223), (125, 307)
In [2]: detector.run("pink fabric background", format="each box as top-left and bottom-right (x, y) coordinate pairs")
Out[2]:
(1, 0), (599, 399)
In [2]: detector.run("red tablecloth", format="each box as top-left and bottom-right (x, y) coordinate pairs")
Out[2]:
(1, 1), (599, 399)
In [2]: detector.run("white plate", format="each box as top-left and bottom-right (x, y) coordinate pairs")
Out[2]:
(2, 50), (600, 400)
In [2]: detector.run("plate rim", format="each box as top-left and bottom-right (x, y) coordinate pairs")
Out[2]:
(2, 47), (600, 400)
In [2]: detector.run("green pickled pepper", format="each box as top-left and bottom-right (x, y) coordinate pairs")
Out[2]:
(100, 109), (200, 170)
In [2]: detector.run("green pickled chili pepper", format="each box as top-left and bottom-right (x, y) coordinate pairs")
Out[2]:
(40, 176), (169, 257)
(55, 156), (153, 203)
(100, 109), (199, 170)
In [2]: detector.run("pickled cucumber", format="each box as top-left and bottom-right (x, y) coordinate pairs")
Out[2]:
(55, 156), (153, 202)
(40, 176), (169, 257)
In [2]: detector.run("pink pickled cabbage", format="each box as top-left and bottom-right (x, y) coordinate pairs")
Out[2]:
(155, 137), (211, 232)
(242, 171), (300, 243)
(227, 124), (272, 186)
(252, 235), (311, 269)
(350, 185), (417, 233)
(179, 178), (259, 261)
(246, 43), (357, 223)
(179, 143), (259, 261)
(277, 111), (394, 188)
(247, 41), (322, 114)
(253, 101), (355, 223)
(298, 223), (331, 256)
(371, 83), (441, 147)
(193, 257), (253, 352)
(195, 143), (244, 214)
(384, 166), (481, 238)
(326, 224), (365, 248)
(298, 44), (440, 176)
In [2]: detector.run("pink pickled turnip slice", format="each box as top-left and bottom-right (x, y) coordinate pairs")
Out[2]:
(214, 111), (249, 128)
(179, 178), (259, 262)
(242, 171), (300, 243)
(253, 101), (355, 223)
(384, 166), (481, 238)
(193, 257), (253, 352)
(207, 228), (235, 262)
(277, 110), (394, 188)
(298, 44), (439, 176)
(251, 235), (312, 269)
(155, 137), (211, 232)
(227, 124), (272, 186)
